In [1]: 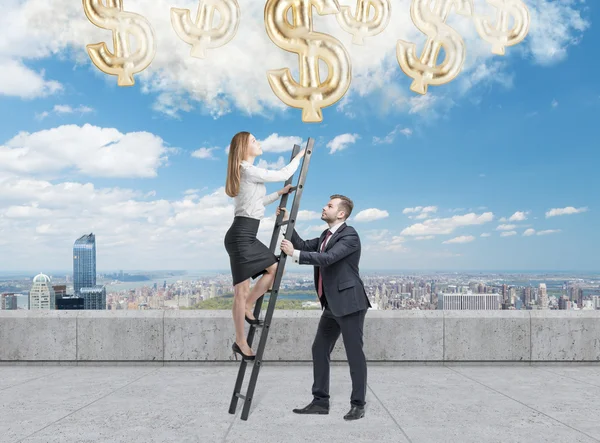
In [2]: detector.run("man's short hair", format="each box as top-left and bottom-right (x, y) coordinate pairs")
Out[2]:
(330, 194), (353, 220)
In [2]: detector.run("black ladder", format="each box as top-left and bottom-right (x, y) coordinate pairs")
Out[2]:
(228, 137), (315, 421)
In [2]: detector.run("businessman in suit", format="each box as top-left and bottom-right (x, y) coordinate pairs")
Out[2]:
(279, 194), (372, 421)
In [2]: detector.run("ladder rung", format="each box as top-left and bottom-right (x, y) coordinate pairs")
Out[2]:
(277, 220), (290, 227)
(236, 393), (246, 400)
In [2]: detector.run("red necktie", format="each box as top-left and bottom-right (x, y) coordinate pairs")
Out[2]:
(317, 230), (332, 299)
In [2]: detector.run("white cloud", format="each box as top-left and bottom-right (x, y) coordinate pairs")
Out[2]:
(296, 210), (322, 221)
(459, 60), (514, 93)
(537, 229), (561, 236)
(480, 233), (491, 237)
(36, 104), (94, 120)
(0, 176), (224, 268)
(5, 203), (53, 219)
(353, 208), (389, 222)
(191, 147), (219, 159)
(0, 124), (171, 178)
(526, 1), (589, 65)
(364, 229), (389, 242)
(383, 235), (407, 252)
(0, 59), (62, 98)
(509, 211), (528, 221)
(403, 205), (437, 215)
(523, 228), (561, 237)
(259, 134), (303, 153)
(406, 206), (437, 219)
(500, 231), (517, 237)
(1, 0), (587, 117)
(414, 235), (434, 241)
(256, 156), (286, 170)
(327, 133), (359, 154)
(443, 235), (475, 244)
(401, 212), (494, 236)
(545, 206), (588, 217)
(407, 94), (455, 117)
(496, 224), (517, 231)
(500, 211), (528, 222)
(551, 99), (559, 108)
(372, 125), (412, 145)
(361, 229), (407, 253)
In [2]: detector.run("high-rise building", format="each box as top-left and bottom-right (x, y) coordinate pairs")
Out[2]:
(52, 285), (67, 299)
(441, 293), (501, 310)
(29, 273), (56, 310)
(539, 283), (548, 309)
(73, 233), (96, 296)
(577, 288), (584, 308)
(0, 293), (18, 310)
(79, 286), (106, 310)
(522, 286), (532, 307)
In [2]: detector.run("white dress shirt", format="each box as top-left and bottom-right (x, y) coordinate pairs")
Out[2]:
(291, 221), (344, 263)
(233, 157), (301, 220)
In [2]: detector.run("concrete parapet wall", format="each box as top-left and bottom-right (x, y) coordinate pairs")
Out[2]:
(1, 310), (599, 363)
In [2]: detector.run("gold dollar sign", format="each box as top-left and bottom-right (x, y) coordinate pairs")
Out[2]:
(264, 0), (352, 123)
(171, 0), (240, 59)
(83, 0), (156, 87)
(473, 0), (530, 55)
(336, 0), (391, 45)
(397, 0), (473, 95)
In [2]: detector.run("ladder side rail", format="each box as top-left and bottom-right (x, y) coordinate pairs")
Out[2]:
(239, 138), (315, 420)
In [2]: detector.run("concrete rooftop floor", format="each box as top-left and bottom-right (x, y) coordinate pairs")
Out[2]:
(1, 363), (600, 443)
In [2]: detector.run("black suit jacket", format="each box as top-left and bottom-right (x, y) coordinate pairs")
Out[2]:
(290, 222), (371, 317)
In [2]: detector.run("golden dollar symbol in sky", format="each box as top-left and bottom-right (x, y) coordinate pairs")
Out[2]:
(171, 0), (240, 59)
(397, 0), (473, 95)
(473, 0), (530, 55)
(82, 0), (156, 87)
(265, 0), (352, 123)
(336, 0), (391, 45)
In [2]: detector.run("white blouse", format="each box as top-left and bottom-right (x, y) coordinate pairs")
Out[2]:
(233, 156), (302, 219)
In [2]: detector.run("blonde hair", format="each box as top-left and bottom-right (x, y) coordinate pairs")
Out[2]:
(225, 131), (251, 197)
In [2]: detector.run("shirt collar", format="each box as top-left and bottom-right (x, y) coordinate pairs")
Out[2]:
(327, 221), (344, 235)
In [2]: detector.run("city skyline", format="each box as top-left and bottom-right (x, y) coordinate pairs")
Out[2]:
(2, 267), (598, 312)
(0, 2), (598, 271)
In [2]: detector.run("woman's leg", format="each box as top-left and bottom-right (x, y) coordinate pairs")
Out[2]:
(245, 262), (278, 319)
(233, 279), (253, 354)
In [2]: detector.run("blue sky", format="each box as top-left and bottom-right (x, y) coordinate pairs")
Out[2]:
(0, 0), (597, 272)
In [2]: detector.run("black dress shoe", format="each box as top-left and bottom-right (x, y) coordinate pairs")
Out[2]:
(343, 405), (365, 420)
(292, 402), (329, 414)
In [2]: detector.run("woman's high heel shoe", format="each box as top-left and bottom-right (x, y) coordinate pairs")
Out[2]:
(245, 309), (262, 325)
(245, 314), (261, 325)
(232, 342), (255, 360)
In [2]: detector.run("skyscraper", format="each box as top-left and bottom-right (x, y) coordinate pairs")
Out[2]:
(29, 273), (56, 310)
(73, 233), (96, 297)
(539, 283), (548, 309)
(80, 286), (106, 310)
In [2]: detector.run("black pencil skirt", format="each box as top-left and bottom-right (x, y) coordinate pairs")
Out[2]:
(224, 216), (278, 286)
